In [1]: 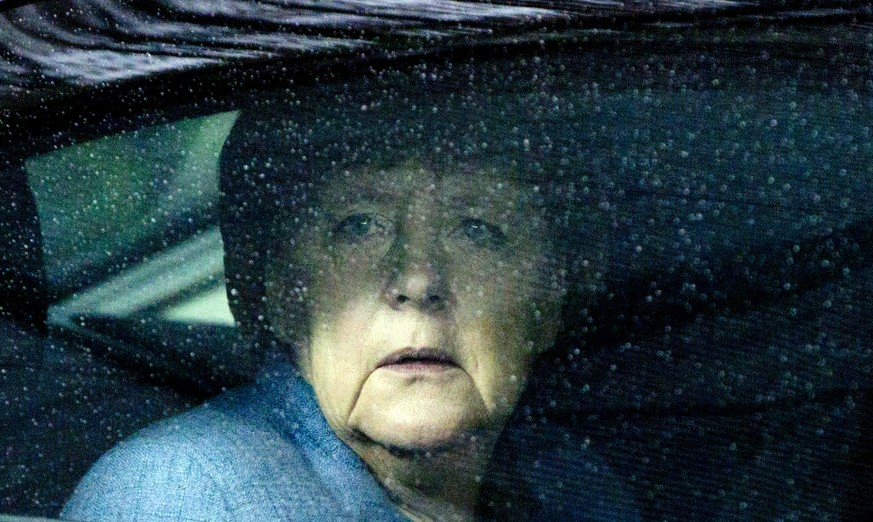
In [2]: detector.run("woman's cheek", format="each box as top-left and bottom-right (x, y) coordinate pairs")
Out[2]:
(305, 306), (372, 434)
(457, 285), (538, 384)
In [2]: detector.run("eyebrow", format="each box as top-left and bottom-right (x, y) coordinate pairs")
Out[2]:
(442, 177), (539, 211)
(323, 176), (396, 206)
(325, 171), (539, 213)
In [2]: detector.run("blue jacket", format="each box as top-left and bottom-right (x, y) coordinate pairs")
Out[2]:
(61, 357), (640, 521)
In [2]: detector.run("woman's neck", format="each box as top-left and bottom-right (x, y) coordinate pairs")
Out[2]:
(349, 431), (499, 521)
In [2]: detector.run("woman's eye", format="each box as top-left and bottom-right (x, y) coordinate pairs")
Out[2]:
(456, 218), (506, 248)
(334, 213), (388, 241)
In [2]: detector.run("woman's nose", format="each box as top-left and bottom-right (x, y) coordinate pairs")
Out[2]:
(384, 242), (449, 313)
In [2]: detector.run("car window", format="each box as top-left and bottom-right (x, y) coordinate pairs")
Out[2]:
(27, 112), (238, 327)
(2, 9), (873, 522)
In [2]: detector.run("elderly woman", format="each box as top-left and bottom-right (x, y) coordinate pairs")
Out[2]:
(61, 58), (638, 521)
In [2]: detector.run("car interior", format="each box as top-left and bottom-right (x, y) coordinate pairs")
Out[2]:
(2, 2), (873, 521)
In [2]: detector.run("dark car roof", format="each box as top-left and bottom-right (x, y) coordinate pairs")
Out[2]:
(1, 0), (869, 106)
(1, 0), (871, 160)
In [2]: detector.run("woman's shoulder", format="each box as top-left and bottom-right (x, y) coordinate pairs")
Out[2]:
(60, 372), (329, 522)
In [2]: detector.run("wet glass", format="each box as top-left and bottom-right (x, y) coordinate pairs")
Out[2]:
(2, 29), (873, 521)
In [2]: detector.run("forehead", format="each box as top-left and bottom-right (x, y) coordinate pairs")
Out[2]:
(321, 160), (542, 210)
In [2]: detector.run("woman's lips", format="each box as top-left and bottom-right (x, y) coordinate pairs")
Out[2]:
(378, 347), (457, 374)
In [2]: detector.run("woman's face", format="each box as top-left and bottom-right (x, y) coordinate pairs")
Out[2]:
(266, 160), (564, 451)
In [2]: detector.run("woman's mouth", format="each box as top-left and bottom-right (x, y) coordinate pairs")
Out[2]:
(378, 347), (458, 374)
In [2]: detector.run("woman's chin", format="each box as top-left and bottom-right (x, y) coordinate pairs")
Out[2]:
(349, 380), (492, 451)
(358, 406), (480, 451)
